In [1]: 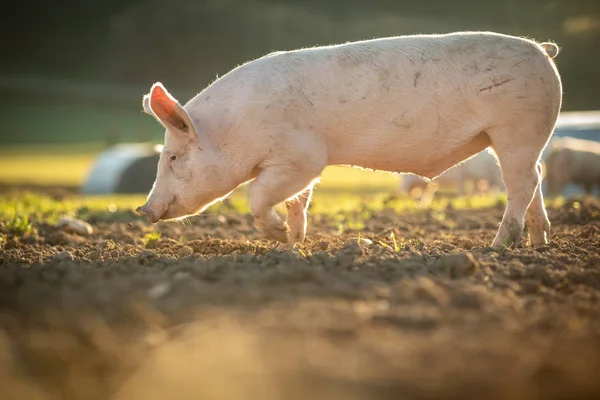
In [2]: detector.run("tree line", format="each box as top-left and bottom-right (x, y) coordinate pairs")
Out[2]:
(2, 0), (599, 110)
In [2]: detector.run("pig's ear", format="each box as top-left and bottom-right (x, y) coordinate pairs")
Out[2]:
(142, 94), (153, 116)
(146, 82), (197, 139)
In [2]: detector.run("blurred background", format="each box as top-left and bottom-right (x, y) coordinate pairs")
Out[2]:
(0, 0), (599, 196)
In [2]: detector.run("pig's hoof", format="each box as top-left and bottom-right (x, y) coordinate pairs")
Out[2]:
(491, 238), (506, 249)
(492, 230), (523, 249)
(275, 242), (296, 252)
(528, 220), (550, 248)
(529, 231), (548, 248)
(264, 222), (290, 244)
(491, 232), (522, 249)
(492, 218), (523, 249)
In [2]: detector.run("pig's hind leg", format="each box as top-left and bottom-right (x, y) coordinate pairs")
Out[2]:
(276, 186), (314, 251)
(490, 132), (550, 249)
(525, 162), (551, 247)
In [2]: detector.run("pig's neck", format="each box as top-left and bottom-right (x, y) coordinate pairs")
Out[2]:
(190, 103), (265, 189)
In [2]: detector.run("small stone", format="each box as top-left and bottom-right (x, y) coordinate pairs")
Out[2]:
(177, 246), (194, 257)
(54, 251), (74, 261)
(343, 238), (372, 247)
(359, 238), (373, 246)
(56, 217), (93, 236)
(147, 282), (171, 299)
(217, 215), (227, 224)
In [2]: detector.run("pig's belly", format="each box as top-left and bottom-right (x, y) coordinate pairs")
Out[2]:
(328, 130), (491, 179)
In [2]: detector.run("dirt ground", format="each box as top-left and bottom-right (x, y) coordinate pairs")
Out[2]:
(1, 188), (600, 400)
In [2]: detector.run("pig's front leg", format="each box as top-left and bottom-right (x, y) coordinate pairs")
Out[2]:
(276, 187), (313, 251)
(249, 167), (319, 246)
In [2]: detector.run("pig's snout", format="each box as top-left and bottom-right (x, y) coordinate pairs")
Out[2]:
(136, 204), (159, 223)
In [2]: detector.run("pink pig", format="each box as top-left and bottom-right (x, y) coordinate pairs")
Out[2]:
(136, 31), (562, 250)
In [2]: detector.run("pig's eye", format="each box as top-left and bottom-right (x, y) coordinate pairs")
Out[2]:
(169, 155), (177, 162)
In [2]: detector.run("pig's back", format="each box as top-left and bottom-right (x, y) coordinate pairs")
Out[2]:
(191, 32), (561, 177)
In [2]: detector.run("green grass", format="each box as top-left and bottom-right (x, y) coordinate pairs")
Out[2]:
(142, 231), (162, 248)
(1, 213), (36, 236)
(0, 191), (148, 236)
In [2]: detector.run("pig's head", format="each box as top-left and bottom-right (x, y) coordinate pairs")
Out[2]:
(136, 82), (231, 223)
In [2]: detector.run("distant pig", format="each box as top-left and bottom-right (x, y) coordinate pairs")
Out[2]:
(400, 149), (504, 199)
(136, 31), (562, 250)
(544, 137), (600, 196)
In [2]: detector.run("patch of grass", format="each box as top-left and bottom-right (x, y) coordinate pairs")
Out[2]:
(376, 240), (392, 250)
(376, 233), (421, 252)
(142, 232), (161, 248)
(0, 191), (147, 226)
(1, 213), (36, 236)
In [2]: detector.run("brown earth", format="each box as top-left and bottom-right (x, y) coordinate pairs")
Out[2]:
(1, 189), (600, 400)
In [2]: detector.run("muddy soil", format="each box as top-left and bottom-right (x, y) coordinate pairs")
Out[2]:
(1, 189), (600, 400)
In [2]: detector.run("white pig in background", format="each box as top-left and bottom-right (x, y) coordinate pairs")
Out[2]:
(399, 149), (504, 200)
(136, 31), (562, 250)
(544, 137), (600, 197)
